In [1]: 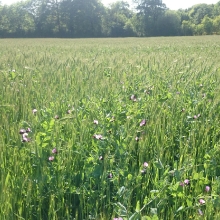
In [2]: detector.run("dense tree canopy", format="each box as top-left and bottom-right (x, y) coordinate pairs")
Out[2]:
(0, 0), (220, 37)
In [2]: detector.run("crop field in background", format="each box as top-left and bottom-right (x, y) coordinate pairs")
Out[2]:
(1, 36), (220, 220)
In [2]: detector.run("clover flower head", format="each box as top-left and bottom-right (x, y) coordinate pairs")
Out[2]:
(184, 179), (190, 185)
(143, 162), (149, 168)
(108, 173), (113, 178)
(199, 199), (205, 205)
(54, 115), (59, 119)
(19, 129), (26, 134)
(140, 119), (146, 127)
(49, 156), (54, 161)
(130, 94), (137, 102)
(198, 209), (203, 216)
(179, 182), (184, 186)
(26, 127), (31, 133)
(93, 134), (103, 140)
(93, 120), (98, 125)
(205, 186), (210, 192)
(52, 148), (57, 154)
(32, 109), (37, 114)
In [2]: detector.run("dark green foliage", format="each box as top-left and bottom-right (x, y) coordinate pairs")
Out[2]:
(0, 1), (220, 37)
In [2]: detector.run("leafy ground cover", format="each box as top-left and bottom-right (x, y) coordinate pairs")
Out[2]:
(0, 36), (220, 219)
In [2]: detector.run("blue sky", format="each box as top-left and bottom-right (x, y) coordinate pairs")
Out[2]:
(1, 0), (219, 10)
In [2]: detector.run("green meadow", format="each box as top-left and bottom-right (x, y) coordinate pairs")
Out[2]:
(1, 36), (220, 220)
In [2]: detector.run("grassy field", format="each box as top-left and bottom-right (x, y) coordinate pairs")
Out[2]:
(1, 36), (220, 220)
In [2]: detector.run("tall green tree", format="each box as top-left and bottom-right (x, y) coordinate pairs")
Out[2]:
(181, 20), (194, 36)
(134, 0), (167, 36)
(102, 1), (134, 37)
(1, 0), (220, 37)
(201, 15), (213, 34)
(158, 10), (181, 36)
(213, 15), (220, 34)
(46, 0), (62, 35)
(213, 1), (220, 16)
(59, 0), (104, 37)
(24, 0), (54, 36)
(188, 4), (213, 25)
(0, 2), (35, 37)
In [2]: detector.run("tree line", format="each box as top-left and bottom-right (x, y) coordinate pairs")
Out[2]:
(0, 0), (220, 38)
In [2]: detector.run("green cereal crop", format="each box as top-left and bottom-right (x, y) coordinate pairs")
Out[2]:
(0, 36), (220, 219)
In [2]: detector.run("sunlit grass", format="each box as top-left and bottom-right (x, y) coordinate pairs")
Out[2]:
(0, 36), (220, 219)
